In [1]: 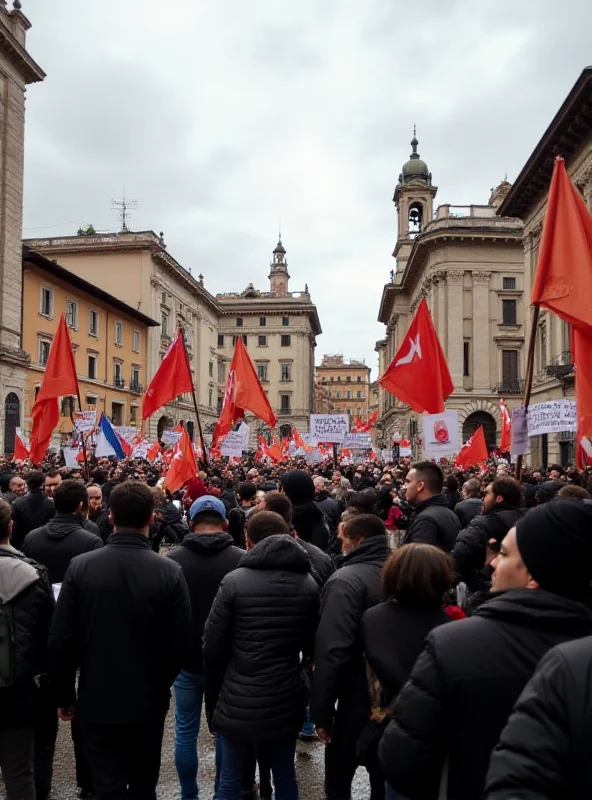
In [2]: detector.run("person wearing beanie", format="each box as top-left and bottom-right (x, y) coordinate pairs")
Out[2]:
(280, 470), (330, 551)
(379, 499), (592, 800)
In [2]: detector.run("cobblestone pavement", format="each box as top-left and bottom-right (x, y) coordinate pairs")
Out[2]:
(45, 704), (371, 799)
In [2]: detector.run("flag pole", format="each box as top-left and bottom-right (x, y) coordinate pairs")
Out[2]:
(515, 304), (540, 480)
(72, 389), (90, 481)
(179, 327), (209, 471)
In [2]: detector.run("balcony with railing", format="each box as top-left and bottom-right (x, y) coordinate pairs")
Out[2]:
(545, 350), (574, 380)
(113, 377), (125, 389)
(129, 381), (143, 394)
(278, 407), (292, 416)
(495, 379), (524, 395)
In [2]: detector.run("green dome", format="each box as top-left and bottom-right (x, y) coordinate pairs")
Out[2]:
(400, 135), (431, 184)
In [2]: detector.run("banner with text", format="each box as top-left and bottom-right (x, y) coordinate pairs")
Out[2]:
(74, 410), (97, 434)
(510, 407), (529, 456)
(527, 400), (576, 437)
(344, 432), (373, 449)
(309, 414), (349, 444)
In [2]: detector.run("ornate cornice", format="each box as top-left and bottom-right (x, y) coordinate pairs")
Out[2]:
(472, 270), (491, 285)
(447, 270), (464, 284)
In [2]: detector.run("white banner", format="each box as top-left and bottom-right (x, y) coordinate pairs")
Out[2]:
(114, 426), (140, 444)
(527, 400), (576, 437)
(62, 447), (81, 468)
(309, 414), (349, 443)
(511, 407), (529, 456)
(74, 410), (97, 434)
(305, 449), (323, 464)
(399, 445), (412, 457)
(161, 430), (182, 446)
(422, 410), (460, 458)
(220, 425), (250, 457)
(381, 449), (394, 462)
(344, 432), (373, 449)
(131, 443), (149, 459)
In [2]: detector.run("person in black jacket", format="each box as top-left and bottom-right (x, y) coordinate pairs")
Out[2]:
(485, 634), (592, 799)
(454, 478), (483, 527)
(167, 495), (243, 800)
(444, 474), (462, 510)
(310, 514), (390, 800)
(227, 481), (257, 548)
(401, 462), (460, 552)
(313, 477), (341, 540)
(452, 476), (523, 595)
(378, 500), (592, 800)
(203, 510), (319, 800)
(281, 470), (330, 551)
(10, 471), (55, 551)
(49, 481), (192, 800)
(87, 484), (113, 544)
(0, 499), (53, 800)
(22, 480), (102, 585)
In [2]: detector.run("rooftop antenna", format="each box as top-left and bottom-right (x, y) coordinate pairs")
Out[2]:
(111, 189), (138, 232)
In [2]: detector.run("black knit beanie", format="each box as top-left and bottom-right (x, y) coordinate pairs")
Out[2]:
(516, 500), (592, 601)
(281, 470), (315, 504)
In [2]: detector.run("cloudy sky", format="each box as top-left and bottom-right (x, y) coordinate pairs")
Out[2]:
(22, 0), (592, 376)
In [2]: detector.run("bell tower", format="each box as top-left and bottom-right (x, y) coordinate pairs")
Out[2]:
(269, 235), (290, 295)
(393, 129), (438, 274)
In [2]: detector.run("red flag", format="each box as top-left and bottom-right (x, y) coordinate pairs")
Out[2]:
(455, 425), (488, 469)
(30, 316), (79, 464)
(147, 440), (161, 462)
(361, 410), (379, 432)
(531, 157), (592, 329)
(163, 426), (197, 493)
(13, 433), (29, 461)
(267, 437), (282, 462)
(573, 327), (592, 467)
(499, 399), (511, 452)
(379, 299), (453, 413)
(142, 329), (194, 420)
(213, 337), (277, 446)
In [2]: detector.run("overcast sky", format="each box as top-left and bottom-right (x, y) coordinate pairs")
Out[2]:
(22, 0), (592, 377)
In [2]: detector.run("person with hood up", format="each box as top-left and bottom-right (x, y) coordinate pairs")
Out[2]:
(281, 470), (330, 551)
(203, 510), (319, 799)
(379, 500), (592, 800)
(168, 495), (243, 800)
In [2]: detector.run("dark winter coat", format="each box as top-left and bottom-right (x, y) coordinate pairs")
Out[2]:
(452, 502), (522, 592)
(486, 635), (592, 800)
(0, 547), (53, 728)
(402, 495), (461, 552)
(89, 507), (113, 544)
(454, 497), (483, 527)
(378, 589), (592, 800)
(310, 535), (390, 730)
(220, 488), (238, 512)
(22, 512), (103, 584)
(315, 491), (341, 535)
(227, 504), (255, 549)
(292, 500), (330, 550)
(203, 534), (319, 743)
(445, 490), (462, 510)
(361, 602), (451, 707)
(48, 532), (192, 725)
(167, 532), (243, 673)
(296, 536), (335, 587)
(10, 490), (55, 551)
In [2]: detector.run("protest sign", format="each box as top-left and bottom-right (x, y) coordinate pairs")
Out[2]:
(305, 449), (323, 464)
(114, 426), (140, 444)
(527, 400), (576, 437)
(399, 445), (412, 457)
(344, 432), (372, 449)
(74, 410), (97, 434)
(161, 430), (182, 447)
(220, 426), (249, 457)
(62, 447), (81, 468)
(510, 407), (529, 456)
(422, 410), (459, 458)
(381, 449), (393, 462)
(309, 414), (349, 443)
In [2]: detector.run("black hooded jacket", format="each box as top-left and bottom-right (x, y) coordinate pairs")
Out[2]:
(291, 502), (330, 550)
(203, 534), (319, 743)
(22, 513), (103, 584)
(10, 489), (55, 550)
(402, 495), (460, 552)
(379, 589), (592, 800)
(167, 532), (243, 672)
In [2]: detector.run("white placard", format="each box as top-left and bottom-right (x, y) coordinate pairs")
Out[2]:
(422, 410), (460, 458)
(344, 432), (373, 449)
(62, 447), (81, 468)
(74, 410), (97, 434)
(305, 449), (323, 464)
(527, 400), (576, 437)
(510, 407), (529, 456)
(399, 445), (412, 457)
(161, 430), (182, 446)
(114, 426), (140, 444)
(131, 443), (149, 459)
(220, 428), (248, 457)
(381, 449), (394, 462)
(309, 414), (349, 443)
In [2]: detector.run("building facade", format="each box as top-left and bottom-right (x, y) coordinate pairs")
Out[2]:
(22, 247), (158, 447)
(315, 354), (371, 420)
(376, 134), (524, 455)
(216, 238), (321, 442)
(498, 67), (592, 467)
(0, 4), (44, 453)
(23, 231), (221, 442)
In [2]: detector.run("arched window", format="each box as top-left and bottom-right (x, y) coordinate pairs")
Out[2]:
(4, 393), (20, 455)
(463, 411), (496, 452)
(408, 201), (423, 237)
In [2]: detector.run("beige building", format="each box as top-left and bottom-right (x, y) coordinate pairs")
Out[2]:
(0, 3), (44, 453)
(23, 231), (221, 441)
(376, 134), (524, 455)
(216, 238), (322, 442)
(498, 67), (592, 467)
(315, 355), (371, 420)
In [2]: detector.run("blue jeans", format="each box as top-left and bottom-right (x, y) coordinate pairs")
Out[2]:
(174, 670), (206, 800)
(300, 707), (315, 737)
(217, 735), (297, 800)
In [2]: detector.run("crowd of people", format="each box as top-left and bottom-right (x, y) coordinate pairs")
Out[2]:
(1, 450), (592, 800)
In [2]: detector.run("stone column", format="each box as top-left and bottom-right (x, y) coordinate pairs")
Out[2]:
(446, 271), (464, 390)
(472, 271), (491, 391)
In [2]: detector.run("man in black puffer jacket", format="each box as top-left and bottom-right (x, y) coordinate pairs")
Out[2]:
(379, 500), (592, 800)
(0, 499), (53, 800)
(310, 514), (389, 800)
(485, 634), (592, 800)
(203, 511), (319, 799)
(402, 462), (460, 552)
(10, 471), (55, 551)
(452, 476), (523, 594)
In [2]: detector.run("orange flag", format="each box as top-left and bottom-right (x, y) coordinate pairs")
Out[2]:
(30, 315), (79, 464)
(499, 399), (511, 452)
(143, 329), (194, 420)
(163, 426), (197, 493)
(213, 337), (277, 446)
(531, 157), (592, 329)
(147, 440), (161, 462)
(379, 299), (453, 414)
(13, 432), (29, 462)
(455, 425), (488, 469)
(267, 436), (282, 462)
